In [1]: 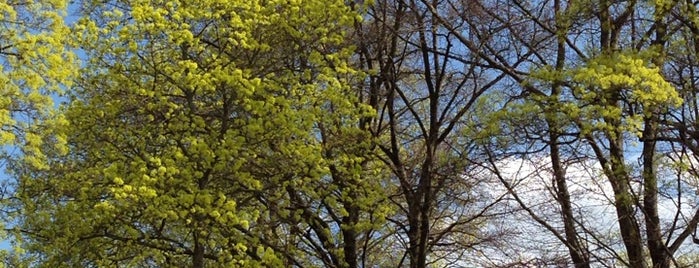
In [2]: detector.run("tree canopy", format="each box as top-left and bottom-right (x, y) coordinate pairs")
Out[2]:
(5, 0), (699, 267)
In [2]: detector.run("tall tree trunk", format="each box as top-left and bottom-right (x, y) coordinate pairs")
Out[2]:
(608, 137), (645, 268)
(193, 233), (204, 268)
(550, 1), (590, 265)
(549, 132), (590, 267)
(643, 115), (669, 268)
(342, 202), (359, 268)
(644, 4), (670, 266)
(599, 1), (645, 266)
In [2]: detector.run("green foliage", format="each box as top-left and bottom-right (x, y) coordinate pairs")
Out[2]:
(14, 0), (385, 267)
(527, 50), (681, 138)
(0, 0), (76, 166)
(0, 0), (76, 265)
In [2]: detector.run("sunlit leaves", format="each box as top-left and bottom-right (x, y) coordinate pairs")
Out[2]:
(570, 52), (681, 110)
(15, 0), (376, 267)
(0, 0), (76, 169)
(526, 50), (681, 138)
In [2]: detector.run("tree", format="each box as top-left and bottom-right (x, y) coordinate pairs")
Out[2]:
(421, 0), (699, 266)
(0, 0), (76, 145)
(0, 0), (76, 265)
(13, 0), (384, 267)
(12, 0), (699, 267)
(353, 0), (511, 266)
(0, 1), (76, 173)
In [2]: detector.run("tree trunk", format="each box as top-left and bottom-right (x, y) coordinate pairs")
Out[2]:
(550, 1), (590, 265)
(193, 234), (204, 268)
(608, 140), (645, 268)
